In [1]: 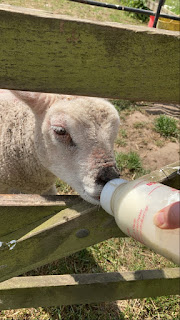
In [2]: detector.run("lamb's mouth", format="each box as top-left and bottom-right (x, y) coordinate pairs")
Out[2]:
(81, 190), (101, 205)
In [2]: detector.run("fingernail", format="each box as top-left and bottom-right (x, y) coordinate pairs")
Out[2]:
(154, 210), (166, 227)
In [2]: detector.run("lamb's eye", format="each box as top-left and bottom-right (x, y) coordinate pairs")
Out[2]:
(52, 126), (76, 147)
(53, 126), (67, 135)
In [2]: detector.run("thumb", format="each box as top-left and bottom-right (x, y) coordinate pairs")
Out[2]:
(153, 202), (180, 229)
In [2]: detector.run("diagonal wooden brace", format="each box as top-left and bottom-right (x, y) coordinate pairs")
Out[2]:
(0, 197), (124, 283)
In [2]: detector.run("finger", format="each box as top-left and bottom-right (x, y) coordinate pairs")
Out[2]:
(153, 202), (180, 229)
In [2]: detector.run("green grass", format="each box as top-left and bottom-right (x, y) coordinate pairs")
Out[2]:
(150, 0), (179, 15)
(112, 99), (138, 113)
(153, 115), (179, 138)
(164, 0), (180, 15)
(115, 128), (128, 146)
(116, 151), (142, 171)
(121, 295), (180, 320)
(115, 138), (127, 147)
(119, 128), (128, 138)
(0, 0), (146, 25)
(115, 151), (148, 178)
(133, 121), (148, 129)
(154, 139), (165, 148)
(56, 179), (75, 194)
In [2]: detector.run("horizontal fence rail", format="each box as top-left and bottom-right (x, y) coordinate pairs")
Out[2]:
(0, 268), (179, 309)
(0, 4), (179, 103)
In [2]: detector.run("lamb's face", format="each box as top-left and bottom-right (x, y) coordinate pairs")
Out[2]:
(40, 97), (120, 204)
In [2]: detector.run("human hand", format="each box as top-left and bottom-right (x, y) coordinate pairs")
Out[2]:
(153, 201), (180, 229)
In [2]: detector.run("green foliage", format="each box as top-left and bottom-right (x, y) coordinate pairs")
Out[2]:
(139, 295), (180, 319)
(165, 0), (180, 15)
(153, 115), (179, 138)
(56, 179), (74, 194)
(115, 138), (127, 147)
(119, 128), (128, 138)
(115, 151), (141, 171)
(112, 99), (137, 113)
(122, 0), (150, 22)
(115, 151), (148, 177)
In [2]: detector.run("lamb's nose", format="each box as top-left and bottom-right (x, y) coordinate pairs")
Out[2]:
(96, 166), (120, 186)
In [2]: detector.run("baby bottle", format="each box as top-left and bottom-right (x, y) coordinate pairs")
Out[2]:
(100, 179), (180, 265)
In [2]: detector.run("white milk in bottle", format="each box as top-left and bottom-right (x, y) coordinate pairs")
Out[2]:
(100, 179), (180, 265)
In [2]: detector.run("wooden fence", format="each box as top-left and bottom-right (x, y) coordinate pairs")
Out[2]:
(0, 4), (179, 310)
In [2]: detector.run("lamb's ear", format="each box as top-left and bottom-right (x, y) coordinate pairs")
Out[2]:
(11, 90), (57, 115)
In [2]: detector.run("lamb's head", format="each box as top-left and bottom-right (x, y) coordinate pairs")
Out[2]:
(13, 91), (120, 204)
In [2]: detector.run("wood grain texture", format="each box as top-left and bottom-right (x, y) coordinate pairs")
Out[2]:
(142, 161), (180, 189)
(0, 268), (179, 309)
(0, 202), (125, 283)
(0, 195), (80, 238)
(0, 4), (179, 102)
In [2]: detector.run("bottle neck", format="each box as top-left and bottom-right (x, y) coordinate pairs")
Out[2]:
(110, 182), (127, 215)
(100, 178), (128, 215)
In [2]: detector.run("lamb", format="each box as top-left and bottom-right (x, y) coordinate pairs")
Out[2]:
(0, 89), (120, 204)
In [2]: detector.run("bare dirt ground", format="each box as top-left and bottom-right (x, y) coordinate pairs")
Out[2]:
(115, 103), (179, 173)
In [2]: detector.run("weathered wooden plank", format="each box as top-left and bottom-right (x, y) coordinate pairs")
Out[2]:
(0, 194), (80, 238)
(142, 161), (180, 189)
(0, 4), (179, 103)
(0, 202), (125, 283)
(0, 193), (79, 206)
(0, 268), (179, 309)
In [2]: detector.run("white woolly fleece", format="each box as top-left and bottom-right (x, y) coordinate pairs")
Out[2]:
(0, 90), (120, 203)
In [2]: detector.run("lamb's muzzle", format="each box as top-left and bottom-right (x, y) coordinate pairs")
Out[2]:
(96, 166), (120, 187)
